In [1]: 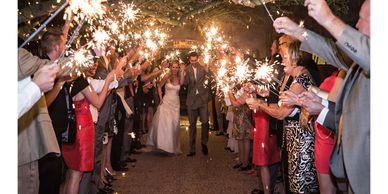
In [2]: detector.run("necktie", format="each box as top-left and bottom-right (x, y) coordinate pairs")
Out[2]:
(337, 115), (343, 147)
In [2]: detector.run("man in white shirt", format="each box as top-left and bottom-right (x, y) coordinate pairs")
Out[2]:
(18, 64), (58, 118)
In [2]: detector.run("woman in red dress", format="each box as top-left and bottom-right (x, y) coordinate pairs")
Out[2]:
(313, 70), (345, 194)
(252, 106), (281, 194)
(62, 61), (115, 194)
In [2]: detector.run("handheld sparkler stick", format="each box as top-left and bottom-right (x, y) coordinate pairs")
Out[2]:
(257, 0), (274, 23)
(57, 17), (86, 61)
(19, 1), (69, 48)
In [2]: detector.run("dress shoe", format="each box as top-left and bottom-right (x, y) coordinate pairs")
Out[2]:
(186, 152), (196, 157)
(105, 174), (117, 182)
(131, 150), (142, 155)
(103, 181), (112, 188)
(114, 166), (129, 171)
(98, 186), (114, 194)
(201, 144), (208, 155)
(125, 157), (137, 163)
(251, 188), (264, 194)
(118, 161), (128, 168)
(216, 131), (225, 136)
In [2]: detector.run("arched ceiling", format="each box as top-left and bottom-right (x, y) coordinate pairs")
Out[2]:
(18, 0), (350, 40)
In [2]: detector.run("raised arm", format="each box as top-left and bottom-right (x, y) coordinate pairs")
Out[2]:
(273, 17), (351, 71)
(62, 11), (73, 40)
(228, 90), (247, 107)
(157, 71), (171, 103)
(81, 72), (114, 109)
(141, 60), (168, 82)
(179, 64), (185, 85)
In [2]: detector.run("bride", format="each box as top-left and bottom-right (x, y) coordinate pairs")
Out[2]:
(147, 60), (185, 154)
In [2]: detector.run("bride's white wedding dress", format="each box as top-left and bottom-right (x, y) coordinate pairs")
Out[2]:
(147, 82), (182, 154)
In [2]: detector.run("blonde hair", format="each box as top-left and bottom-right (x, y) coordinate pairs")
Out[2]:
(286, 41), (302, 66)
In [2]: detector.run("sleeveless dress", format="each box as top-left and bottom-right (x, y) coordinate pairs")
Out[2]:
(284, 74), (319, 193)
(62, 98), (95, 171)
(147, 82), (182, 154)
(252, 111), (281, 166)
(314, 73), (336, 174)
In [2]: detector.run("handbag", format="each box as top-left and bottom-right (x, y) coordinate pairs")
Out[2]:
(62, 86), (77, 144)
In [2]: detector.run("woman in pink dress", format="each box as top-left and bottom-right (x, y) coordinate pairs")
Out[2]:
(62, 60), (115, 194)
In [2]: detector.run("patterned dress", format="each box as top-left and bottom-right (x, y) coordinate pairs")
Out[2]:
(232, 104), (252, 140)
(284, 73), (319, 193)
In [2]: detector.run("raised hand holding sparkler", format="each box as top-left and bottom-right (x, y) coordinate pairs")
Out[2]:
(279, 90), (302, 107)
(246, 97), (266, 111)
(297, 91), (325, 115)
(273, 17), (307, 41)
(257, 0), (274, 22)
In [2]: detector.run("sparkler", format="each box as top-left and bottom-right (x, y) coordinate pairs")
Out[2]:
(58, 17), (86, 60)
(68, 0), (107, 22)
(19, 1), (70, 48)
(119, 2), (139, 23)
(93, 28), (110, 48)
(258, 0), (274, 22)
(65, 47), (95, 70)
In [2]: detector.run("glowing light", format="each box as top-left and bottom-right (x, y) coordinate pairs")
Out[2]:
(66, 47), (95, 71)
(144, 30), (152, 38)
(119, 2), (139, 23)
(93, 29), (110, 48)
(146, 39), (157, 51)
(299, 20), (305, 28)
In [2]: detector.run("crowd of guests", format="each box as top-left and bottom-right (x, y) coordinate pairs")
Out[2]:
(220, 0), (369, 194)
(18, 0), (370, 194)
(18, 13), (175, 193)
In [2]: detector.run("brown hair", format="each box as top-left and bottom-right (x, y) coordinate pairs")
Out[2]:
(41, 27), (64, 54)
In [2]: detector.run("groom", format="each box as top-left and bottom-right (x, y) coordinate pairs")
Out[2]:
(183, 52), (212, 156)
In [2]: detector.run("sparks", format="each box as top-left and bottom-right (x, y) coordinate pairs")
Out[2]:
(119, 2), (139, 23)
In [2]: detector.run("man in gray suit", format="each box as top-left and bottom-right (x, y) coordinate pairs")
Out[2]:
(183, 52), (212, 156)
(273, 0), (370, 193)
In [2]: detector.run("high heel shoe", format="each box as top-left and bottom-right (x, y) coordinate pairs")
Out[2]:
(233, 163), (243, 169)
(105, 173), (117, 182)
(239, 165), (252, 171)
(105, 168), (117, 176)
(103, 181), (112, 188)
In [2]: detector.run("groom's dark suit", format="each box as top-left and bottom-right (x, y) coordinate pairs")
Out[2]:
(183, 63), (212, 154)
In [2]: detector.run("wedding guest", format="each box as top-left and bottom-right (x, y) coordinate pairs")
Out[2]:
(228, 84), (253, 171)
(247, 41), (320, 193)
(18, 15), (73, 193)
(273, 0), (370, 192)
(61, 62), (115, 194)
(225, 106), (239, 153)
(281, 69), (346, 194)
(18, 47), (73, 194)
(39, 22), (77, 194)
(18, 65), (58, 118)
